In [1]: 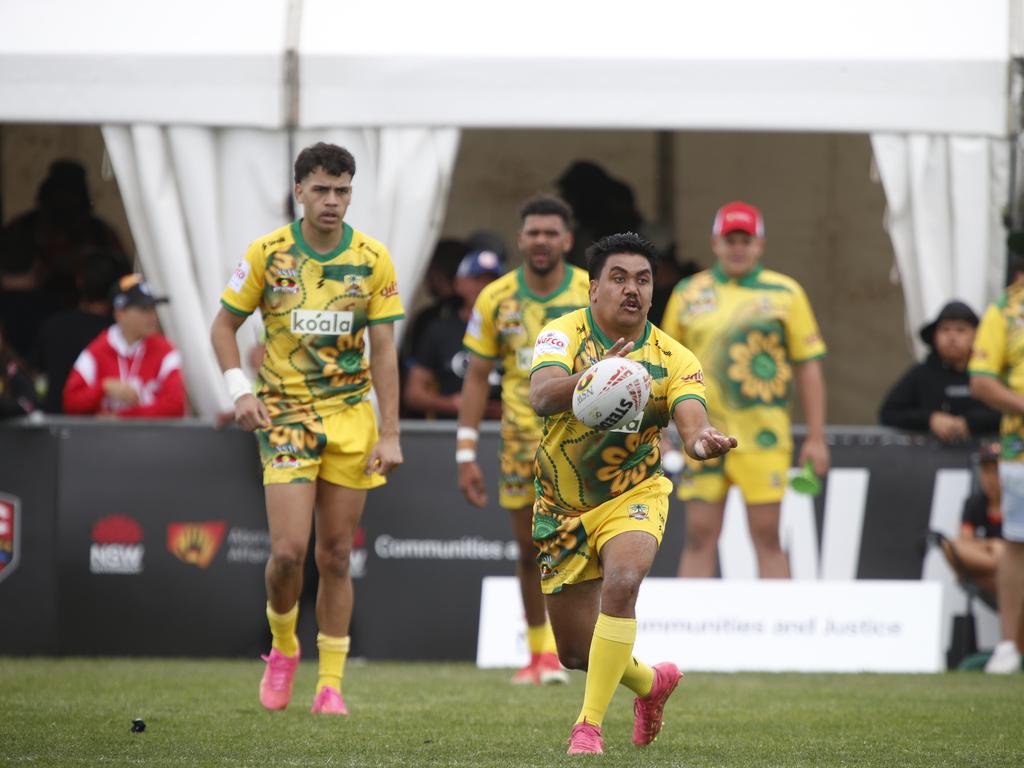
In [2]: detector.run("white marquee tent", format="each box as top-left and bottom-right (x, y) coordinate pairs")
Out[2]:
(0, 0), (1018, 417)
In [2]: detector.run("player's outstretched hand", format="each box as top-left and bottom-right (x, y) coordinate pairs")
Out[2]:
(235, 394), (270, 431)
(458, 461), (488, 508)
(689, 426), (737, 461)
(602, 337), (635, 359)
(367, 433), (403, 476)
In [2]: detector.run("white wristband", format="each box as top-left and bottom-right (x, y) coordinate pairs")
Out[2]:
(456, 426), (479, 443)
(455, 448), (477, 464)
(224, 368), (252, 403)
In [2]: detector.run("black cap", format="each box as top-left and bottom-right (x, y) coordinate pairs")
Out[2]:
(918, 300), (979, 347)
(112, 274), (168, 310)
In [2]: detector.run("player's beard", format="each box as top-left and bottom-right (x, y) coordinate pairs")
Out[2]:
(527, 250), (559, 276)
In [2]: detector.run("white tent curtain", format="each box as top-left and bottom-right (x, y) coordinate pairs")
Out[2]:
(871, 134), (1010, 356)
(102, 125), (459, 418)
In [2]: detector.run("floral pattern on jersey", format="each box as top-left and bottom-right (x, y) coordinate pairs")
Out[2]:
(595, 426), (661, 496)
(534, 506), (587, 579)
(256, 393), (326, 470)
(725, 327), (791, 407)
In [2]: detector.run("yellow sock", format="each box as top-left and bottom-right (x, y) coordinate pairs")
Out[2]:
(527, 622), (557, 656)
(576, 613), (637, 727)
(316, 633), (350, 694)
(266, 602), (299, 657)
(620, 656), (655, 697)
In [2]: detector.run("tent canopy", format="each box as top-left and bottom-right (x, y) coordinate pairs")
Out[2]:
(0, 0), (1013, 136)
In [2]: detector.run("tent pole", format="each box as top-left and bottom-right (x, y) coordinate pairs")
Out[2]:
(284, 0), (303, 220)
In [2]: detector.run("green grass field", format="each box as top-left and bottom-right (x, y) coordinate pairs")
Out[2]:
(2, 658), (1022, 767)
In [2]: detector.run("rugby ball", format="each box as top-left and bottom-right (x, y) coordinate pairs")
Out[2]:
(572, 357), (651, 431)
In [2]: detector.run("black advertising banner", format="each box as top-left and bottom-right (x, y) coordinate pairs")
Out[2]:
(0, 427), (59, 654)
(0, 420), (979, 659)
(55, 421), (270, 656)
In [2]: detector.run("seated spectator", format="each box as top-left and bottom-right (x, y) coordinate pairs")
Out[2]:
(933, 441), (1005, 598)
(0, 321), (39, 419)
(403, 250), (503, 419)
(879, 300), (1000, 441)
(63, 274), (185, 418)
(32, 249), (130, 413)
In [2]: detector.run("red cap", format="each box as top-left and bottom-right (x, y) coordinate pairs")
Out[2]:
(712, 201), (764, 238)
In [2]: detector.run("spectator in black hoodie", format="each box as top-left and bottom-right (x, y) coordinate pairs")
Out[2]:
(879, 300), (1000, 441)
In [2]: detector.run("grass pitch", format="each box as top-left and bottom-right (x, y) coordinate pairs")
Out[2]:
(2, 658), (1022, 767)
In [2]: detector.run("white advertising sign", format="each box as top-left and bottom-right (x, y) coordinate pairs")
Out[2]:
(478, 577), (943, 673)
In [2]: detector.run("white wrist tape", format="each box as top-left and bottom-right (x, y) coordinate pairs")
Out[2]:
(456, 426), (479, 443)
(455, 448), (477, 464)
(223, 368), (253, 403)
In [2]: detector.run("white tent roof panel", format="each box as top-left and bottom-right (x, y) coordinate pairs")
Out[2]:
(0, 0), (1013, 135)
(0, 0), (286, 127)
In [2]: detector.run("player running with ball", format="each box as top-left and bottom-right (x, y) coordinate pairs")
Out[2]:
(529, 233), (736, 755)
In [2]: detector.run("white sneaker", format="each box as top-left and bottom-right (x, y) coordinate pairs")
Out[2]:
(984, 640), (1022, 674)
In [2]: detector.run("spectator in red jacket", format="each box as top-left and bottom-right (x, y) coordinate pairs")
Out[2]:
(63, 274), (185, 418)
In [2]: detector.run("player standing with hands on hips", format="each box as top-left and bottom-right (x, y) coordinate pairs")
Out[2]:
(528, 233), (736, 754)
(211, 143), (404, 715)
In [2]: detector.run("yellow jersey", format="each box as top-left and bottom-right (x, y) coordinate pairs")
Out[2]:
(530, 308), (706, 518)
(220, 220), (404, 424)
(660, 264), (825, 453)
(463, 265), (590, 440)
(969, 282), (1024, 460)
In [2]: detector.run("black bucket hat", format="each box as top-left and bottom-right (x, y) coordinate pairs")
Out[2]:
(919, 300), (979, 347)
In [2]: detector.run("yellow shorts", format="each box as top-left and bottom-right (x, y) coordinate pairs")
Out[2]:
(256, 399), (386, 489)
(675, 449), (790, 505)
(533, 475), (672, 595)
(498, 429), (539, 510)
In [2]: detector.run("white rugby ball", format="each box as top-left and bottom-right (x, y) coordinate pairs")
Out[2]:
(572, 357), (652, 431)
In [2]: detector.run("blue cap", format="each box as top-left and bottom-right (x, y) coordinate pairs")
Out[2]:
(456, 250), (504, 279)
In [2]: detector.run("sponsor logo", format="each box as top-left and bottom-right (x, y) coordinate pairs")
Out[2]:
(225, 527), (272, 565)
(380, 281), (399, 298)
(228, 261), (250, 292)
(167, 522), (227, 568)
(628, 503), (650, 521)
(344, 275), (364, 297)
(263, 236), (286, 248)
(516, 347), (534, 371)
(497, 305), (525, 337)
(577, 371), (595, 392)
(683, 369), (704, 384)
(466, 308), (483, 340)
(90, 515), (144, 574)
(272, 451), (300, 469)
(374, 535), (518, 561)
(0, 493), (20, 584)
(534, 330), (570, 358)
(291, 310), (354, 336)
(273, 276), (299, 293)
